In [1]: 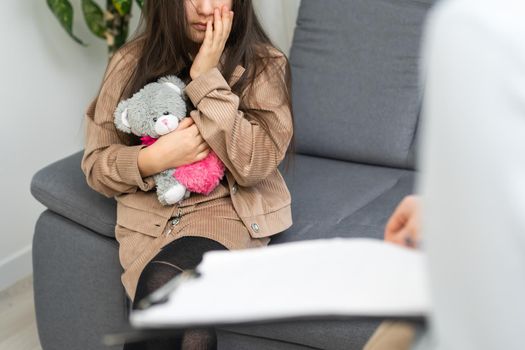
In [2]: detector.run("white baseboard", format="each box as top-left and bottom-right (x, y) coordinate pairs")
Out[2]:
(0, 245), (33, 292)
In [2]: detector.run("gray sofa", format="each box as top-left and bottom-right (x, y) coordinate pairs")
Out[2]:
(30, 0), (434, 349)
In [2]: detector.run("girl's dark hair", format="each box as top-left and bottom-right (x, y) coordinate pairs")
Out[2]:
(107, 0), (295, 173)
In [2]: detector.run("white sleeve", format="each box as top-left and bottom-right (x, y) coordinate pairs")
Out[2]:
(418, 1), (525, 349)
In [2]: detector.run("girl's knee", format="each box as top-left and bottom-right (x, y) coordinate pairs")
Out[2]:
(133, 261), (181, 307)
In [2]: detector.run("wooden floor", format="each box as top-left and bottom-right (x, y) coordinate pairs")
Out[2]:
(0, 275), (42, 350)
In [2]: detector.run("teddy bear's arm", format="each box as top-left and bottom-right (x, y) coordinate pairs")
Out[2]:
(184, 54), (292, 188)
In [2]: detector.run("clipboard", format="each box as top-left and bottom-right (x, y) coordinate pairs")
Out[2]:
(125, 238), (430, 329)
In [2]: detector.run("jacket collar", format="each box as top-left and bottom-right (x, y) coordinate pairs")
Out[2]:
(218, 50), (246, 85)
(230, 65), (246, 84)
(220, 64), (245, 86)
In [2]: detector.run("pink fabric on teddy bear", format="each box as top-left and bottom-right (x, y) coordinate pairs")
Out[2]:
(141, 135), (225, 195)
(174, 151), (225, 195)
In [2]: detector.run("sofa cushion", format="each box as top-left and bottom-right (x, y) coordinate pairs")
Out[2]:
(219, 155), (415, 348)
(275, 154), (415, 245)
(290, 0), (435, 169)
(31, 151), (117, 238)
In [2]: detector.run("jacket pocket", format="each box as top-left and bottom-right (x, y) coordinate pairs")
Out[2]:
(252, 170), (292, 214)
(116, 201), (167, 237)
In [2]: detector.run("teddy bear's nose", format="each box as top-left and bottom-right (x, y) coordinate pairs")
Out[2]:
(162, 119), (169, 126)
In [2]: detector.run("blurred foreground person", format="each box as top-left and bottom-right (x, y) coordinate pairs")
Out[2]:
(419, 0), (525, 349)
(372, 0), (525, 349)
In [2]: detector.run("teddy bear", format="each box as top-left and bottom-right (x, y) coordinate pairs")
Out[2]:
(114, 75), (225, 206)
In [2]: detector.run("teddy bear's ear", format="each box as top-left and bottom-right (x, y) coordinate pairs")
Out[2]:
(164, 82), (183, 96)
(114, 100), (132, 133)
(158, 75), (187, 100)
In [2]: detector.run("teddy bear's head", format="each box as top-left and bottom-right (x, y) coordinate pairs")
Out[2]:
(114, 75), (187, 138)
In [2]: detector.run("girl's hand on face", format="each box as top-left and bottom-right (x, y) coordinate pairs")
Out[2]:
(190, 5), (234, 80)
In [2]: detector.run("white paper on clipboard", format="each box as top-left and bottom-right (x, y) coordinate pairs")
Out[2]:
(130, 238), (430, 328)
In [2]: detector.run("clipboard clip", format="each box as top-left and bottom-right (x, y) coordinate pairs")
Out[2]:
(136, 269), (201, 310)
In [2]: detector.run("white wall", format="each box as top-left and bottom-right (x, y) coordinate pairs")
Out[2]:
(0, 0), (299, 291)
(253, 0), (301, 55)
(0, 0), (141, 291)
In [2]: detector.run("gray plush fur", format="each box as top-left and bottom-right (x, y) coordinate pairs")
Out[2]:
(114, 75), (191, 206)
(114, 75), (188, 137)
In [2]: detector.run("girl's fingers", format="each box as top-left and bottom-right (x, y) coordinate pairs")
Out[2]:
(222, 9), (233, 44)
(203, 20), (213, 46)
(186, 124), (199, 136)
(221, 6), (229, 30)
(197, 148), (211, 160)
(195, 133), (205, 143)
(177, 118), (192, 130)
(213, 7), (223, 46)
(229, 11), (234, 31)
(196, 141), (209, 153)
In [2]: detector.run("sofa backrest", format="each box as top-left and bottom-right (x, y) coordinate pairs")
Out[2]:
(290, 0), (435, 169)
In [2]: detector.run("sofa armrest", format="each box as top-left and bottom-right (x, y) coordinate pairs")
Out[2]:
(30, 151), (117, 238)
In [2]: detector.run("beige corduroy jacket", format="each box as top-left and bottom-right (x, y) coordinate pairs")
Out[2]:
(81, 42), (293, 244)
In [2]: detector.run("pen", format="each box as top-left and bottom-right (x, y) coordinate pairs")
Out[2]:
(404, 236), (422, 250)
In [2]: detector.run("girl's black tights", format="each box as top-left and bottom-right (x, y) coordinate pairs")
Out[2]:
(123, 236), (228, 350)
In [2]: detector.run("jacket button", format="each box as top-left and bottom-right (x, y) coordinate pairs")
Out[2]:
(251, 223), (259, 232)
(231, 184), (237, 194)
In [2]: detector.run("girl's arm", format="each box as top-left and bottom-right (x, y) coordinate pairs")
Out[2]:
(81, 50), (156, 198)
(185, 53), (293, 187)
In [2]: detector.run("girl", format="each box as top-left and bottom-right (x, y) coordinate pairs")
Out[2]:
(81, 0), (295, 348)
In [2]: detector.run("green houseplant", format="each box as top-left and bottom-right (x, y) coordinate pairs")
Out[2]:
(46, 0), (143, 57)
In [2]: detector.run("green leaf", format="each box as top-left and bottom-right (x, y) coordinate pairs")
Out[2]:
(135, 0), (143, 8)
(46, 0), (86, 45)
(81, 0), (106, 39)
(112, 0), (132, 16)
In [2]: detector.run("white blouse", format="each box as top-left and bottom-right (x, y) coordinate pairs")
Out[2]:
(418, 0), (525, 349)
